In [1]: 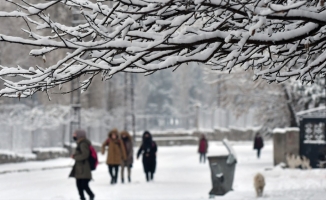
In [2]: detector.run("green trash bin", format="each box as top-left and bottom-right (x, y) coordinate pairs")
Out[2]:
(208, 139), (237, 197)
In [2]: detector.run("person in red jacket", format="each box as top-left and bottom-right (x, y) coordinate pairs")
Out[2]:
(253, 132), (264, 159)
(198, 134), (208, 163)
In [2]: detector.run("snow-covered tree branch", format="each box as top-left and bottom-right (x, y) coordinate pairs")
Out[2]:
(0, 0), (326, 98)
(203, 65), (326, 129)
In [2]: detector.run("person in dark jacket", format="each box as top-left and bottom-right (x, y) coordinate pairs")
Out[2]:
(198, 134), (208, 163)
(69, 130), (95, 200)
(137, 131), (157, 182)
(254, 132), (264, 159)
(120, 130), (134, 183)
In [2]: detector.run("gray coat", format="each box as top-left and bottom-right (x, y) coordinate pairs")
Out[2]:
(69, 138), (92, 179)
(123, 139), (134, 166)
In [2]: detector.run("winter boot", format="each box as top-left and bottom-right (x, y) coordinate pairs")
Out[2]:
(121, 178), (124, 184)
(128, 176), (131, 183)
(89, 195), (95, 200)
(110, 179), (114, 184)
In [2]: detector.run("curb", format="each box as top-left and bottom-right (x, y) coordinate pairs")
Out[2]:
(0, 161), (105, 175)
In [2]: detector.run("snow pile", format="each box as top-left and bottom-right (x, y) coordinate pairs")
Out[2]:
(32, 148), (68, 153)
(0, 148), (70, 164)
(223, 139), (237, 164)
(0, 150), (36, 164)
(32, 148), (69, 161)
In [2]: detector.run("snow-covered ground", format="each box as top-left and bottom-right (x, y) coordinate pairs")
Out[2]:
(0, 142), (325, 200)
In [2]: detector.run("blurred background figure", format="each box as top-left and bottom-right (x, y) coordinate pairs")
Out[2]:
(254, 132), (264, 159)
(120, 130), (134, 183)
(101, 129), (127, 184)
(137, 131), (157, 182)
(198, 134), (208, 164)
(69, 130), (95, 200)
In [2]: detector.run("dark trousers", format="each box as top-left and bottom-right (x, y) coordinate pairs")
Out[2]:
(146, 171), (154, 182)
(143, 157), (156, 182)
(200, 153), (206, 163)
(257, 149), (261, 158)
(108, 165), (119, 183)
(76, 179), (94, 200)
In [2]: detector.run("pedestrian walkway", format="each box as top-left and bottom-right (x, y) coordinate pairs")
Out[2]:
(0, 142), (325, 200)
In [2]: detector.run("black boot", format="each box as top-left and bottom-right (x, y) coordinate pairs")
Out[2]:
(128, 176), (131, 183)
(146, 173), (150, 182)
(90, 195), (95, 200)
(111, 178), (114, 184)
(121, 178), (124, 184)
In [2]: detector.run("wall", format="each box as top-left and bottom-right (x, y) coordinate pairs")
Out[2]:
(194, 127), (259, 141)
(273, 128), (300, 166)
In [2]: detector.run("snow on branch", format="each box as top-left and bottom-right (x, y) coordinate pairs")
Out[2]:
(0, 0), (326, 98)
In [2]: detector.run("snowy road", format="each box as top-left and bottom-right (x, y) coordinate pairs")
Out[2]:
(0, 142), (326, 200)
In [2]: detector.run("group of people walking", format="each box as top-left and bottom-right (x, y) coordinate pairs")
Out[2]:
(69, 129), (157, 200)
(101, 129), (133, 184)
(69, 128), (263, 200)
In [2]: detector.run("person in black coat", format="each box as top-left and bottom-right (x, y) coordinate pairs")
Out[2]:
(137, 131), (157, 182)
(253, 132), (264, 159)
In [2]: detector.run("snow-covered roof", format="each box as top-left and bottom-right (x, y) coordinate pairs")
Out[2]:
(296, 106), (326, 118)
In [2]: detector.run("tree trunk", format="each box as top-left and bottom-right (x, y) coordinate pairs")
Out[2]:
(281, 84), (298, 127)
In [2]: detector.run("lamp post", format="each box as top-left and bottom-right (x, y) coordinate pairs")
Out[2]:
(195, 103), (201, 131)
(131, 73), (136, 142)
(69, 103), (81, 154)
(69, 71), (81, 155)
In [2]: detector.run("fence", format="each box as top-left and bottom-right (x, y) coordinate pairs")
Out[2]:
(0, 105), (257, 153)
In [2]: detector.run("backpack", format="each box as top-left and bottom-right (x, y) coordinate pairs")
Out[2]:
(88, 145), (98, 171)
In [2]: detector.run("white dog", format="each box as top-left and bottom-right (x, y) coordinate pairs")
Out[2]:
(254, 173), (265, 197)
(286, 153), (300, 169)
(301, 156), (312, 169)
(286, 153), (311, 169)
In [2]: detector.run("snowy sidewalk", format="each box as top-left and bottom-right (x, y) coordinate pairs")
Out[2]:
(0, 155), (107, 175)
(0, 158), (74, 174)
(0, 142), (325, 200)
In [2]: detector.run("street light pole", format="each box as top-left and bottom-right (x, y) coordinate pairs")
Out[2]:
(124, 73), (128, 131)
(131, 73), (136, 142)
